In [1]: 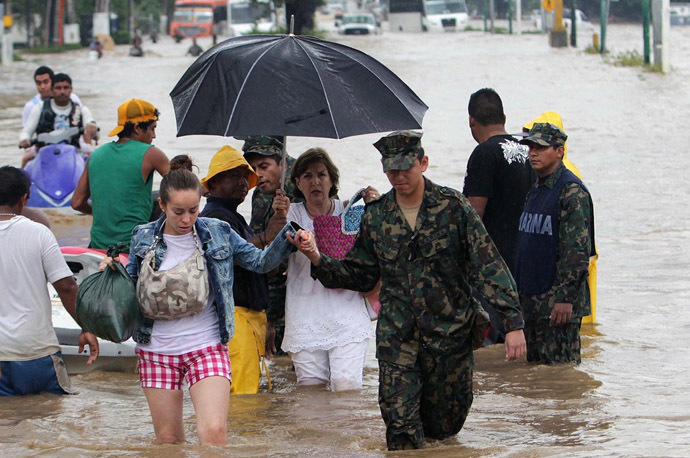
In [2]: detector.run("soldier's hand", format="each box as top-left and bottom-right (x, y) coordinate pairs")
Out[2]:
(362, 186), (381, 204)
(504, 330), (526, 361)
(272, 189), (290, 215)
(550, 302), (573, 326)
(265, 212), (288, 243)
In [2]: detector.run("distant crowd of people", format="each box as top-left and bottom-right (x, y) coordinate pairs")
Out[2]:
(1, 70), (596, 451)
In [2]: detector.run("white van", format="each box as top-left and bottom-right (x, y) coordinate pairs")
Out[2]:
(424, 0), (469, 32)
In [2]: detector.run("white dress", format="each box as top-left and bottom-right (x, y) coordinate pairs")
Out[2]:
(282, 201), (374, 354)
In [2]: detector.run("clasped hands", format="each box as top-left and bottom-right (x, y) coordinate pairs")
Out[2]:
(286, 228), (321, 265)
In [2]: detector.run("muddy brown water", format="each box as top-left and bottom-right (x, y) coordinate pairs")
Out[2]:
(1, 20), (689, 457)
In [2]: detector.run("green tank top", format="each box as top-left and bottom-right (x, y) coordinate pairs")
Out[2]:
(88, 140), (154, 249)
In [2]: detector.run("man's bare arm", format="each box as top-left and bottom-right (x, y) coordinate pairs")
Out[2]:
(71, 164), (92, 214)
(141, 146), (169, 181)
(467, 196), (488, 219)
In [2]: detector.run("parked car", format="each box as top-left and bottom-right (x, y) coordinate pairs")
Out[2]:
(338, 13), (380, 35)
(563, 8), (594, 33)
(532, 8), (593, 33)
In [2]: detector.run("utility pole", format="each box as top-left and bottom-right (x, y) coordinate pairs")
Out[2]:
(489, 0), (495, 33)
(57, 0), (64, 45)
(25, 0), (30, 47)
(1, 2), (15, 65)
(643, 0), (650, 64)
(652, 0), (670, 72)
(600, 0), (609, 54)
(570, 0), (576, 47)
(129, 0), (134, 37)
(516, 0), (522, 35)
(550, 0), (567, 47)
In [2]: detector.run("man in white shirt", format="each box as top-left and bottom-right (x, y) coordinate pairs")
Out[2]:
(22, 66), (82, 127)
(0, 166), (99, 396)
(19, 73), (98, 167)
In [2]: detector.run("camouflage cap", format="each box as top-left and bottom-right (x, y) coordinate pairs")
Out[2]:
(374, 130), (424, 172)
(241, 135), (284, 157)
(519, 122), (568, 147)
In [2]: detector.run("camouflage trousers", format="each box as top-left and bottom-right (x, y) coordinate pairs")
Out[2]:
(523, 313), (582, 364)
(378, 343), (474, 450)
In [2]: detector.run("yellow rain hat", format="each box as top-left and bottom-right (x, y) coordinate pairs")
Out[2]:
(201, 145), (258, 190)
(108, 99), (159, 137)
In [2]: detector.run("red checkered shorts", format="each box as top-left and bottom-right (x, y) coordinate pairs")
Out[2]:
(136, 344), (232, 390)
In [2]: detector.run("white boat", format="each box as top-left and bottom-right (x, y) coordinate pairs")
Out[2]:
(50, 247), (138, 375)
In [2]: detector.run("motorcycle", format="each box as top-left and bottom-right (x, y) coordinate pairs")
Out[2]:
(24, 127), (86, 209)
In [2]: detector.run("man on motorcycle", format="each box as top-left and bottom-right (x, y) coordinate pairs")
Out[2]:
(19, 73), (98, 167)
(22, 66), (82, 127)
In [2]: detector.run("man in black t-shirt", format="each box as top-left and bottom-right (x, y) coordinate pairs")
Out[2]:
(463, 88), (535, 343)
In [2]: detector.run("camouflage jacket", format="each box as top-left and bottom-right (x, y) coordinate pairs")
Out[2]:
(311, 178), (524, 368)
(520, 163), (593, 319)
(249, 155), (302, 323)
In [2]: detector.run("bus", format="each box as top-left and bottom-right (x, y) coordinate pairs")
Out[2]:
(424, 0), (468, 32)
(227, 0), (279, 36)
(170, 0), (227, 41)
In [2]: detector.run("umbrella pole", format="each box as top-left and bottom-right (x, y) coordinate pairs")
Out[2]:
(289, 15), (295, 36)
(280, 136), (288, 191)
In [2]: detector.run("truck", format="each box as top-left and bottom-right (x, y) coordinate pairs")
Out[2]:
(424, 0), (468, 32)
(170, 0), (227, 41)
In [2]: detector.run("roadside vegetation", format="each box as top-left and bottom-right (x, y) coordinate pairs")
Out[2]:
(20, 43), (83, 54)
(584, 46), (664, 73)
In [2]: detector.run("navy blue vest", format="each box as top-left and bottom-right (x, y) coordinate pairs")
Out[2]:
(516, 168), (594, 295)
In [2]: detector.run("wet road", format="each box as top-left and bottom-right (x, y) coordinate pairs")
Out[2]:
(1, 19), (689, 457)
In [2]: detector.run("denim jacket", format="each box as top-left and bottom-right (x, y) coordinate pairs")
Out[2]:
(126, 216), (296, 345)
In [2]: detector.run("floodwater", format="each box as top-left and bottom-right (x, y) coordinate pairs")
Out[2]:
(1, 18), (690, 457)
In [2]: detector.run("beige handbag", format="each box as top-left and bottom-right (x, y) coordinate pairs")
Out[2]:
(136, 225), (210, 320)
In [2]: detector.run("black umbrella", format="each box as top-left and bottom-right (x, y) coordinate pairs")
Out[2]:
(169, 34), (428, 139)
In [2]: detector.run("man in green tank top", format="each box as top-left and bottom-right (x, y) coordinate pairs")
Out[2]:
(72, 99), (169, 250)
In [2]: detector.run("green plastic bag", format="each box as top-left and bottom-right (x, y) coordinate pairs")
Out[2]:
(76, 258), (140, 343)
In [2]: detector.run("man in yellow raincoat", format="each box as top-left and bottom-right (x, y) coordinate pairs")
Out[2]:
(523, 112), (598, 323)
(200, 146), (275, 393)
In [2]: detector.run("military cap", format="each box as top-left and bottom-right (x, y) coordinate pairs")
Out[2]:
(519, 122), (568, 147)
(374, 130), (424, 172)
(241, 135), (284, 157)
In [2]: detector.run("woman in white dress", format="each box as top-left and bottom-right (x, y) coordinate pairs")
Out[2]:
(283, 148), (378, 391)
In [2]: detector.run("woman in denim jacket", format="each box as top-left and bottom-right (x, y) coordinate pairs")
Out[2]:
(101, 156), (297, 446)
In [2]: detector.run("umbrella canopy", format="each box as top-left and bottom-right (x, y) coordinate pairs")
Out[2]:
(170, 34), (428, 139)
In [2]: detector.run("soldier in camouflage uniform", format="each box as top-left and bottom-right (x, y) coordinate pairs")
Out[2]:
(516, 123), (596, 364)
(243, 136), (302, 356)
(288, 131), (527, 450)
